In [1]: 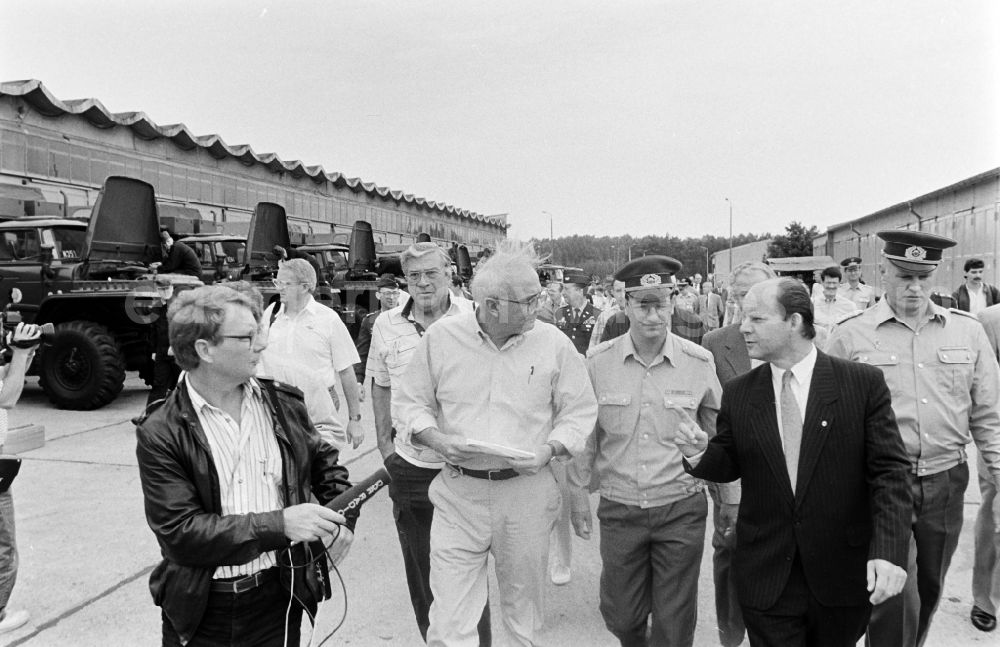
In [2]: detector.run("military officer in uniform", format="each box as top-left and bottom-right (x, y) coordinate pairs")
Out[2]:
(838, 257), (877, 310)
(556, 271), (600, 355)
(569, 256), (722, 647)
(827, 230), (1000, 647)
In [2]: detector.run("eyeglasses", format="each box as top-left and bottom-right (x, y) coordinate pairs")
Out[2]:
(219, 331), (262, 347)
(405, 269), (443, 284)
(272, 279), (301, 288)
(495, 291), (543, 310)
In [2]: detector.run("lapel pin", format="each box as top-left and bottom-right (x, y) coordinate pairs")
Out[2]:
(821, 420), (828, 427)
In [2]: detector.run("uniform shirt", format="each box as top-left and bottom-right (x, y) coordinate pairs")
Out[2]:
(186, 377), (283, 578)
(827, 299), (1000, 482)
(838, 282), (876, 310)
(263, 296), (359, 388)
(366, 296), (473, 468)
(555, 302), (599, 355)
(812, 294), (859, 329)
(568, 332), (725, 510)
(395, 311), (598, 470)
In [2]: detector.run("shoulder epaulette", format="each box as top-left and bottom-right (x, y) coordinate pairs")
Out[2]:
(836, 310), (866, 325)
(587, 338), (617, 358)
(680, 342), (712, 362)
(948, 308), (980, 320)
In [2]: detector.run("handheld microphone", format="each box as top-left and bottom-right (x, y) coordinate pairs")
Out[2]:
(325, 468), (391, 517)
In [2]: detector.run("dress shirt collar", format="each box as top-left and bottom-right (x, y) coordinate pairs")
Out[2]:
(185, 374), (262, 413)
(618, 330), (677, 367)
(871, 295), (948, 327)
(769, 344), (818, 391)
(277, 294), (319, 320)
(470, 309), (527, 351)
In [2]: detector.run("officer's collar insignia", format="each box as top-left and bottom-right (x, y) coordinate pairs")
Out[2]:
(640, 274), (662, 286)
(904, 245), (927, 260)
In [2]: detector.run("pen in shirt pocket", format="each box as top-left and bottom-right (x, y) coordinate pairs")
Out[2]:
(529, 365), (534, 383)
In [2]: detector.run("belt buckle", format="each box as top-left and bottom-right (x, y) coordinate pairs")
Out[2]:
(236, 571), (260, 594)
(487, 469), (503, 481)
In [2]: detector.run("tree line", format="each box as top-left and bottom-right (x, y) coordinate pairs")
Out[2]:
(528, 221), (819, 281)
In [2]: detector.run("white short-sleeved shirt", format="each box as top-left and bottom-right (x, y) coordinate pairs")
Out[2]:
(263, 296), (359, 388)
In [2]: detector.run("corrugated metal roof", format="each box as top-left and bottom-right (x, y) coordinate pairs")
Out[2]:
(0, 79), (505, 228)
(825, 167), (1000, 233)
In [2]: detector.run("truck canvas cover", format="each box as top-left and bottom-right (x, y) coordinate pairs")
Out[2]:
(83, 176), (162, 265)
(245, 202), (290, 267)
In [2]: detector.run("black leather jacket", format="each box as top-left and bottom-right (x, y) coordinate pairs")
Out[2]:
(135, 377), (351, 644)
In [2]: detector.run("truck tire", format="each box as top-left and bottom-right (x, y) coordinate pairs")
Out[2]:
(38, 320), (126, 410)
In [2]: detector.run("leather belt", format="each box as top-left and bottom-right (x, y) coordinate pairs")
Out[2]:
(448, 464), (519, 481)
(210, 567), (277, 594)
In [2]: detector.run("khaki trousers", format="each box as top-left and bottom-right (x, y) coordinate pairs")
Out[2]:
(427, 466), (560, 647)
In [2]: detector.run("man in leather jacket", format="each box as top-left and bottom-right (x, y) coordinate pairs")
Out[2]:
(136, 285), (353, 646)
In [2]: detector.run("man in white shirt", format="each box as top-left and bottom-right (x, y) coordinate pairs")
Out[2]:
(263, 259), (364, 448)
(811, 266), (858, 332)
(394, 242), (598, 647)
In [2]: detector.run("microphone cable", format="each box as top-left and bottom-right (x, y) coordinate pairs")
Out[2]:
(276, 526), (349, 647)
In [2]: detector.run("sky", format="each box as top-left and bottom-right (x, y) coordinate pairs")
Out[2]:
(2, 0), (997, 243)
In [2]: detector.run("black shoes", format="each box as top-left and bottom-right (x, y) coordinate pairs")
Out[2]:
(971, 605), (997, 632)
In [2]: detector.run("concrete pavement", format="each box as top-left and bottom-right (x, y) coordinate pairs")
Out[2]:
(0, 376), (994, 646)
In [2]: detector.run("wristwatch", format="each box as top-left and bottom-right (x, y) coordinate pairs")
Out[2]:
(349, 414), (362, 422)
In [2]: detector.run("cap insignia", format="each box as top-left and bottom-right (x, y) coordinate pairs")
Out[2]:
(640, 274), (662, 286)
(904, 245), (927, 260)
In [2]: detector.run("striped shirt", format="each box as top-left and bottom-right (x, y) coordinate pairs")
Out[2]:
(185, 377), (283, 579)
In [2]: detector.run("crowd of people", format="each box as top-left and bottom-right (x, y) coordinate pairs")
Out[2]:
(120, 228), (1000, 647)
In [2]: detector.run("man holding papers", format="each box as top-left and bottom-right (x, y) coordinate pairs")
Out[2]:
(395, 241), (598, 647)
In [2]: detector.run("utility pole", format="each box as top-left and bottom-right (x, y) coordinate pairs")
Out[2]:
(725, 198), (733, 274)
(542, 210), (554, 264)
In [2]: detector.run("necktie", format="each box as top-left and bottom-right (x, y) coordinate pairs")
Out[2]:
(781, 370), (803, 494)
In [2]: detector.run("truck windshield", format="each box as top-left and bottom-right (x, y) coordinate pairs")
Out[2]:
(53, 228), (86, 260)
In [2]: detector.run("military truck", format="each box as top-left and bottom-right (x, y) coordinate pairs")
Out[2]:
(177, 232), (247, 285)
(0, 176), (204, 409)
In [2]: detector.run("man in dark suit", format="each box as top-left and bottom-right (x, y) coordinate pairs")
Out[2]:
(700, 261), (775, 647)
(675, 277), (912, 647)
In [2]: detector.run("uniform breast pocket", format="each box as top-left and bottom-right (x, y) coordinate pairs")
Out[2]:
(855, 351), (900, 395)
(597, 392), (632, 433)
(663, 393), (698, 440)
(935, 346), (974, 399)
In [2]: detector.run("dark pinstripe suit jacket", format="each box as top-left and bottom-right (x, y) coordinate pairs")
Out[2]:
(687, 350), (911, 610)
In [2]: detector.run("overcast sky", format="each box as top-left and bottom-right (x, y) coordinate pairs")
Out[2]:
(2, 1), (997, 242)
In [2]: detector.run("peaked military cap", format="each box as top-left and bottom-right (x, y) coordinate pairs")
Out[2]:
(562, 271), (590, 287)
(840, 256), (863, 269)
(877, 230), (956, 275)
(614, 255), (683, 291)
